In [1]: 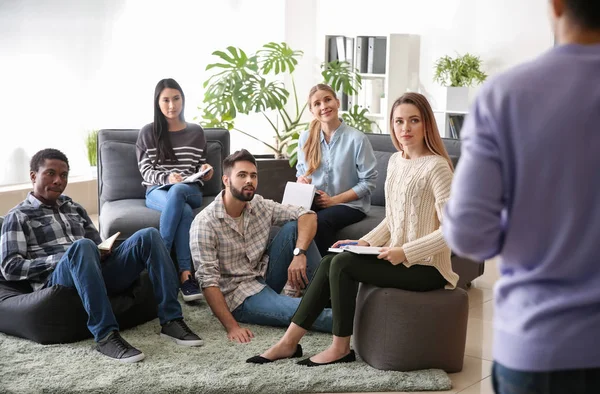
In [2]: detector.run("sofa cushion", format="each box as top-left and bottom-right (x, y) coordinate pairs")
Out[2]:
(99, 197), (216, 240)
(202, 140), (226, 196)
(100, 139), (146, 202)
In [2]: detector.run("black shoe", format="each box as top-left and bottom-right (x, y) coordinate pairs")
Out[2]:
(246, 344), (303, 364)
(297, 350), (356, 367)
(160, 319), (204, 347)
(95, 331), (145, 363)
(181, 275), (204, 302)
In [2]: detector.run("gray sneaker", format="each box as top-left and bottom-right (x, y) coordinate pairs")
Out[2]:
(96, 331), (145, 363)
(160, 319), (204, 347)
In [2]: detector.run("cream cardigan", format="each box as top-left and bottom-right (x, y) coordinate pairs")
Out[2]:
(361, 153), (459, 289)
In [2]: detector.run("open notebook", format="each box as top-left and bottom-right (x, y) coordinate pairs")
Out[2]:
(281, 182), (318, 210)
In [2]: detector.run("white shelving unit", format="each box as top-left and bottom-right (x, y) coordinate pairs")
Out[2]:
(324, 33), (420, 134)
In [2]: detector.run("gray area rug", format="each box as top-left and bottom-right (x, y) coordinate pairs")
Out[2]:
(0, 299), (452, 394)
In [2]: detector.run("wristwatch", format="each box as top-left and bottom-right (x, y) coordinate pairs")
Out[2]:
(293, 247), (307, 256)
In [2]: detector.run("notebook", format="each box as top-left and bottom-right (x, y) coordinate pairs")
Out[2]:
(98, 232), (121, 252)
(281, 182), (318, 210)
(327, 245), (382, 255)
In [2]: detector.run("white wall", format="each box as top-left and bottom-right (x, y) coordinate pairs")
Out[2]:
(0, 0), (555, 186)
(0, 0), (286, 186)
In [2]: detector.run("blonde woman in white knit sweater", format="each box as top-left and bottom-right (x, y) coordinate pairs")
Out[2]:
(247, 92), (459, 366)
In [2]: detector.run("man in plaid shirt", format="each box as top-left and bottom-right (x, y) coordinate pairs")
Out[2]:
(0, 149), (203, 363)
(191, 149), (332, 344)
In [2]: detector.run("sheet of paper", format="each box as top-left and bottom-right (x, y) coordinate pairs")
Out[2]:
(281, 182), (317, 210)
(184, 165), (212, 183)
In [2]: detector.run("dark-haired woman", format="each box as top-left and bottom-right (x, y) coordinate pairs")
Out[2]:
(136, 78), (212, 302)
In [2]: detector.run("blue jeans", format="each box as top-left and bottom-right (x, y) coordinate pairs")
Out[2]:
(232, 221), (333, 333)
(47, 228), (183, 342)
(145, 183), (203, 273)
(492, 362), (600, 394)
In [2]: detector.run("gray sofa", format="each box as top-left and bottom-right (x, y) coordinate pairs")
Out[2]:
(336, 134), (483, 288)
(97, 128), (230, 240)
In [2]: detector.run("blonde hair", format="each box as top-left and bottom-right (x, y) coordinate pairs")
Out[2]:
(389, 92), (454, 171)
(302, 84), (338, 177)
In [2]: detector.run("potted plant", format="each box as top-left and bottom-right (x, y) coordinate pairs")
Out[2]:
(433, 53), (487, 112)
(85, 129), (99, 176)
(199, 42), (372, 167)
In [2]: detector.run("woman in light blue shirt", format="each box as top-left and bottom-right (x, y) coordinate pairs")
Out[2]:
(296, 84), (377, 255)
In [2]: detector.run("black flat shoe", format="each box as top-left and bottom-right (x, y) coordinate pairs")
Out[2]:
(246, 344), (303, 364)
(297, 350), (356, 367)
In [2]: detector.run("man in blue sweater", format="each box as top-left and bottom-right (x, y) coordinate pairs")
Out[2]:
(443, 0), (600, 392)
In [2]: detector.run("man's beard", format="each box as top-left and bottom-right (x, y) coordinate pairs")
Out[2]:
(229, 181), (255, 202)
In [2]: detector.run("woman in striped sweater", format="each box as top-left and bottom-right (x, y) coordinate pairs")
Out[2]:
(248, 92), (459, 366)
(136, 78), (212, 302)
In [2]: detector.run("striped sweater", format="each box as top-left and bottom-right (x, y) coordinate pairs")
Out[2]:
(361, 153), (459, 289)
(136, 123), (207, 186)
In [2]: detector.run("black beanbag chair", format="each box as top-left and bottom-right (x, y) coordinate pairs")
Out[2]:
(0, 216), (158, 344)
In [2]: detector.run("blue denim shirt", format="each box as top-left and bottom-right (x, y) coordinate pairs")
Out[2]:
(296, 121), (377, 213)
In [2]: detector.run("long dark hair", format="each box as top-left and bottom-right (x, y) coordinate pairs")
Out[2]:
(153, 78), (186, 164)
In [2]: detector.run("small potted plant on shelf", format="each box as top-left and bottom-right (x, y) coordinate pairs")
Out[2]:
(85, 129), (99, 176)
(433, 53), (487, 112)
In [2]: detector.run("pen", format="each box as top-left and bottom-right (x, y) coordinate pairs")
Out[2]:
(338, 242), (358, 247)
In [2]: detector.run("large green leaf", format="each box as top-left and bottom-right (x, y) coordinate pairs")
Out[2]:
(245, 78), (289, 113)
(257, 42), (303, 75)
(341, 105), (380, 133)
(321, 61), (362, 96)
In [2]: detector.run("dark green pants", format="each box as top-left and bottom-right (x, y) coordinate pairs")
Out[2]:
(291, 252), (447, 337)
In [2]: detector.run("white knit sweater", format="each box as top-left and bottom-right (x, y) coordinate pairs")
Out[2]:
(361, 153), (459, 289)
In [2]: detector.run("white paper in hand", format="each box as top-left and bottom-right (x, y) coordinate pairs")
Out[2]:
(281, 182), (317, 210)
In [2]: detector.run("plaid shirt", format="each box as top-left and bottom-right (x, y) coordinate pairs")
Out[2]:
(0, 193), (101, 290)
(190, 192), (311, 311)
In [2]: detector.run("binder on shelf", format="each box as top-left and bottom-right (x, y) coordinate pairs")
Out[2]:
(345, 37), (354, 69)
(336, 36), (346, 61)
(355, 37), (369, 73)
(327, 36), (337, 63)
(367, 37), (375, 74)
(367, 37), (387, 74)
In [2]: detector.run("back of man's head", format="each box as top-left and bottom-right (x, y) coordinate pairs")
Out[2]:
(562, 0), (600, 29)
(30, 148), (70, 172)
(223, 149), (257, 176)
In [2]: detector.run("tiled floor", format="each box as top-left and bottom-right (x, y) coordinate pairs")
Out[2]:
(90, 214), (498, 393)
